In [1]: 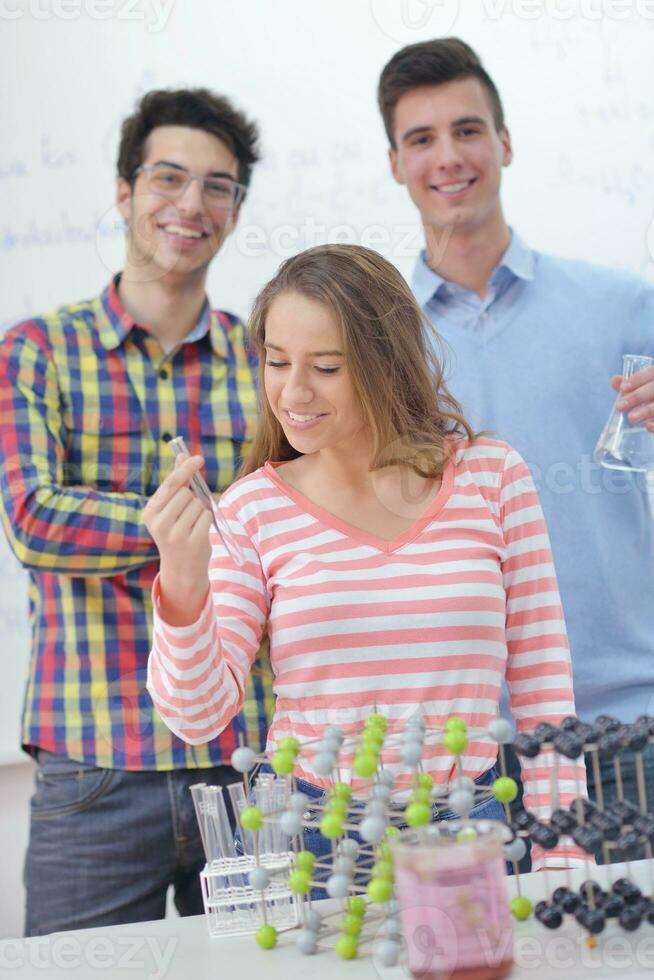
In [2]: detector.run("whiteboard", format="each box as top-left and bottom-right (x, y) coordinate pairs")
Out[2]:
(1, 0), (653, 764)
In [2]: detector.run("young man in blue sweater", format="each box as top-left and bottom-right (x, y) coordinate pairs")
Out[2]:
(378, 38), (654, 841)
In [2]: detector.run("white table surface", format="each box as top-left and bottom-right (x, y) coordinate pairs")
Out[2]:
(2, 862), (653, 979)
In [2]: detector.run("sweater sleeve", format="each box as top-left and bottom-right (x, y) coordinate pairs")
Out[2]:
(500, 446), (588, 870)
(147, 495), (270, 745)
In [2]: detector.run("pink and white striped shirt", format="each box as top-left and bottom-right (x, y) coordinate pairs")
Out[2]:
(148, 438), (586, 865)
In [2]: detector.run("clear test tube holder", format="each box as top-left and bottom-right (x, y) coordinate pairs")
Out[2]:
(192, 780), (303, 939)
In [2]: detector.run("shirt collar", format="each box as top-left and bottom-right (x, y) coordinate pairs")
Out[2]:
(93, 275), (227, 357)
(496, 230), (535, 283)
(411, 229), (535, 307)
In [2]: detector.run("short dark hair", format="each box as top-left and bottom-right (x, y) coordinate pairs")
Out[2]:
(117, 88), (260, 189)
(378, 38), (505, 148)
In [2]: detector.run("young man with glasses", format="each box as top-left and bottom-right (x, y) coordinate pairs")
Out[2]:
(378, 39), (654, 859)
(0, 89), (272, 934)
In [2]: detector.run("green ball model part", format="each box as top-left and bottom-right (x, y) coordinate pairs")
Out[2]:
(492, 776), (519, 803)
(367, 877), (394, 904)
(277, 735), (300, 755)
(411, 786), (431, 805)
(415, 771), (434, 790)
(360, 731), (384, 752)
(325, 797), (348, 817)
(353, 751), (378, 778)
(288, 869), (312, 894)
(271, 750), (296, 776)
(366, 713), (387, 732)
(385, 825), (399, 839)
(320, 813), (344, 839)
(239, 806), (263, 832)
(255, 925), (278, 949)
(346, 895), (367, 917)
(443, 730), (468, 755)
(331, 782), (352, 803)
(405, 802), (431, 827)
(377, 844), (392, 863)
(456, 826), (478, 843)
(335, 934), (359, 960)
(444, 715), (467, 733)
(295, 850), (316, 873)
(341, 913), (363, 937)
(510, 896), (533, 921)
(371, 860), (394, 881)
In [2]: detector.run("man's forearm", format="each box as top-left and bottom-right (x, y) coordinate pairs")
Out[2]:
(1, 482), (159, 576)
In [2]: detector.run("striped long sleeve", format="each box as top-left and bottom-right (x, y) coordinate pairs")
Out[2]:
(148, 503), (269, 744)
(498, 448), (587, 868)
(148, 439), (586, 865)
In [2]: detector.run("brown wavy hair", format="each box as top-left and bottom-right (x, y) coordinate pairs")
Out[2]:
(239, 244), (476, 479)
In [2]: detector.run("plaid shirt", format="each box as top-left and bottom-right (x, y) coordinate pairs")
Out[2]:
(0, 277), (273, 770)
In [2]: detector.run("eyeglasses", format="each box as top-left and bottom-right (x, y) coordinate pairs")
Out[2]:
(133, 163), (247, 210)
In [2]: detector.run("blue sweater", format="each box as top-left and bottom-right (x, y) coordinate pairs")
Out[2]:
(413, 232), (654, 724)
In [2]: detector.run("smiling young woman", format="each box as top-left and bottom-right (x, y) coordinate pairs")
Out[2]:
(144, 243), (586, 870)
(237, 244), (475, 539)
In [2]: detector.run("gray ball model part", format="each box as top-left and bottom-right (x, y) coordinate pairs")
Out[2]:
(487, 718), (513, 744)
(312, 751), (336, 777)
(339, 838), (360, 859)
(377, 769), (395, 788)
(324, 725), (345, 743)
(333, 856), (355, 876)
(387, 899), (400, 916)
(504, 836), (527, 863)
(402, 726), (424, 744)
(319, 736), (343, 756)
(296, 929), (318, 955)
(400, 741), (423, 766)
(385, 917), (402, 940)
(365, 798), (388, 818)
(326, 873), (351, 899)
(376, 940), (400, 967)
(230, 746), (256, 773)
(359, 815), (387, 843)
(304, 909), (323, 932)
(289, 791), (310, 813)
(248, 867), (270, 890)
(280, 810), (303, 836)
(448, 789), (474, 818)
(371, 782), (392, 801)
(450, 775), (475, 794)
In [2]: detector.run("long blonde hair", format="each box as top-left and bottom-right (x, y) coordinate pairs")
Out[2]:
(240, 244), (476, 478)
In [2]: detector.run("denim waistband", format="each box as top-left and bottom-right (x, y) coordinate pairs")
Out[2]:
(255, 763), (497, 813)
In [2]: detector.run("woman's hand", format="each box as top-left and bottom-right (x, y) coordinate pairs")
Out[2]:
(144, 455), (213, 626)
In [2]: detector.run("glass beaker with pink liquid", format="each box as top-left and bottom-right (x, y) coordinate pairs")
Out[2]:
(392, 822), (513, 980)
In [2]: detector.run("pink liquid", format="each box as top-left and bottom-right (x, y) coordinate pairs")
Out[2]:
(395, 844), (513, 979)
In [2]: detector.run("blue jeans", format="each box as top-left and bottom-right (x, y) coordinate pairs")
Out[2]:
(24, 748), (240, 936)
(237, 766), (506, 898)
(290, 767), (505, 860)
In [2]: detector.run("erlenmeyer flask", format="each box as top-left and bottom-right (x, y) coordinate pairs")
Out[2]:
(594, 354), (654, 472)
